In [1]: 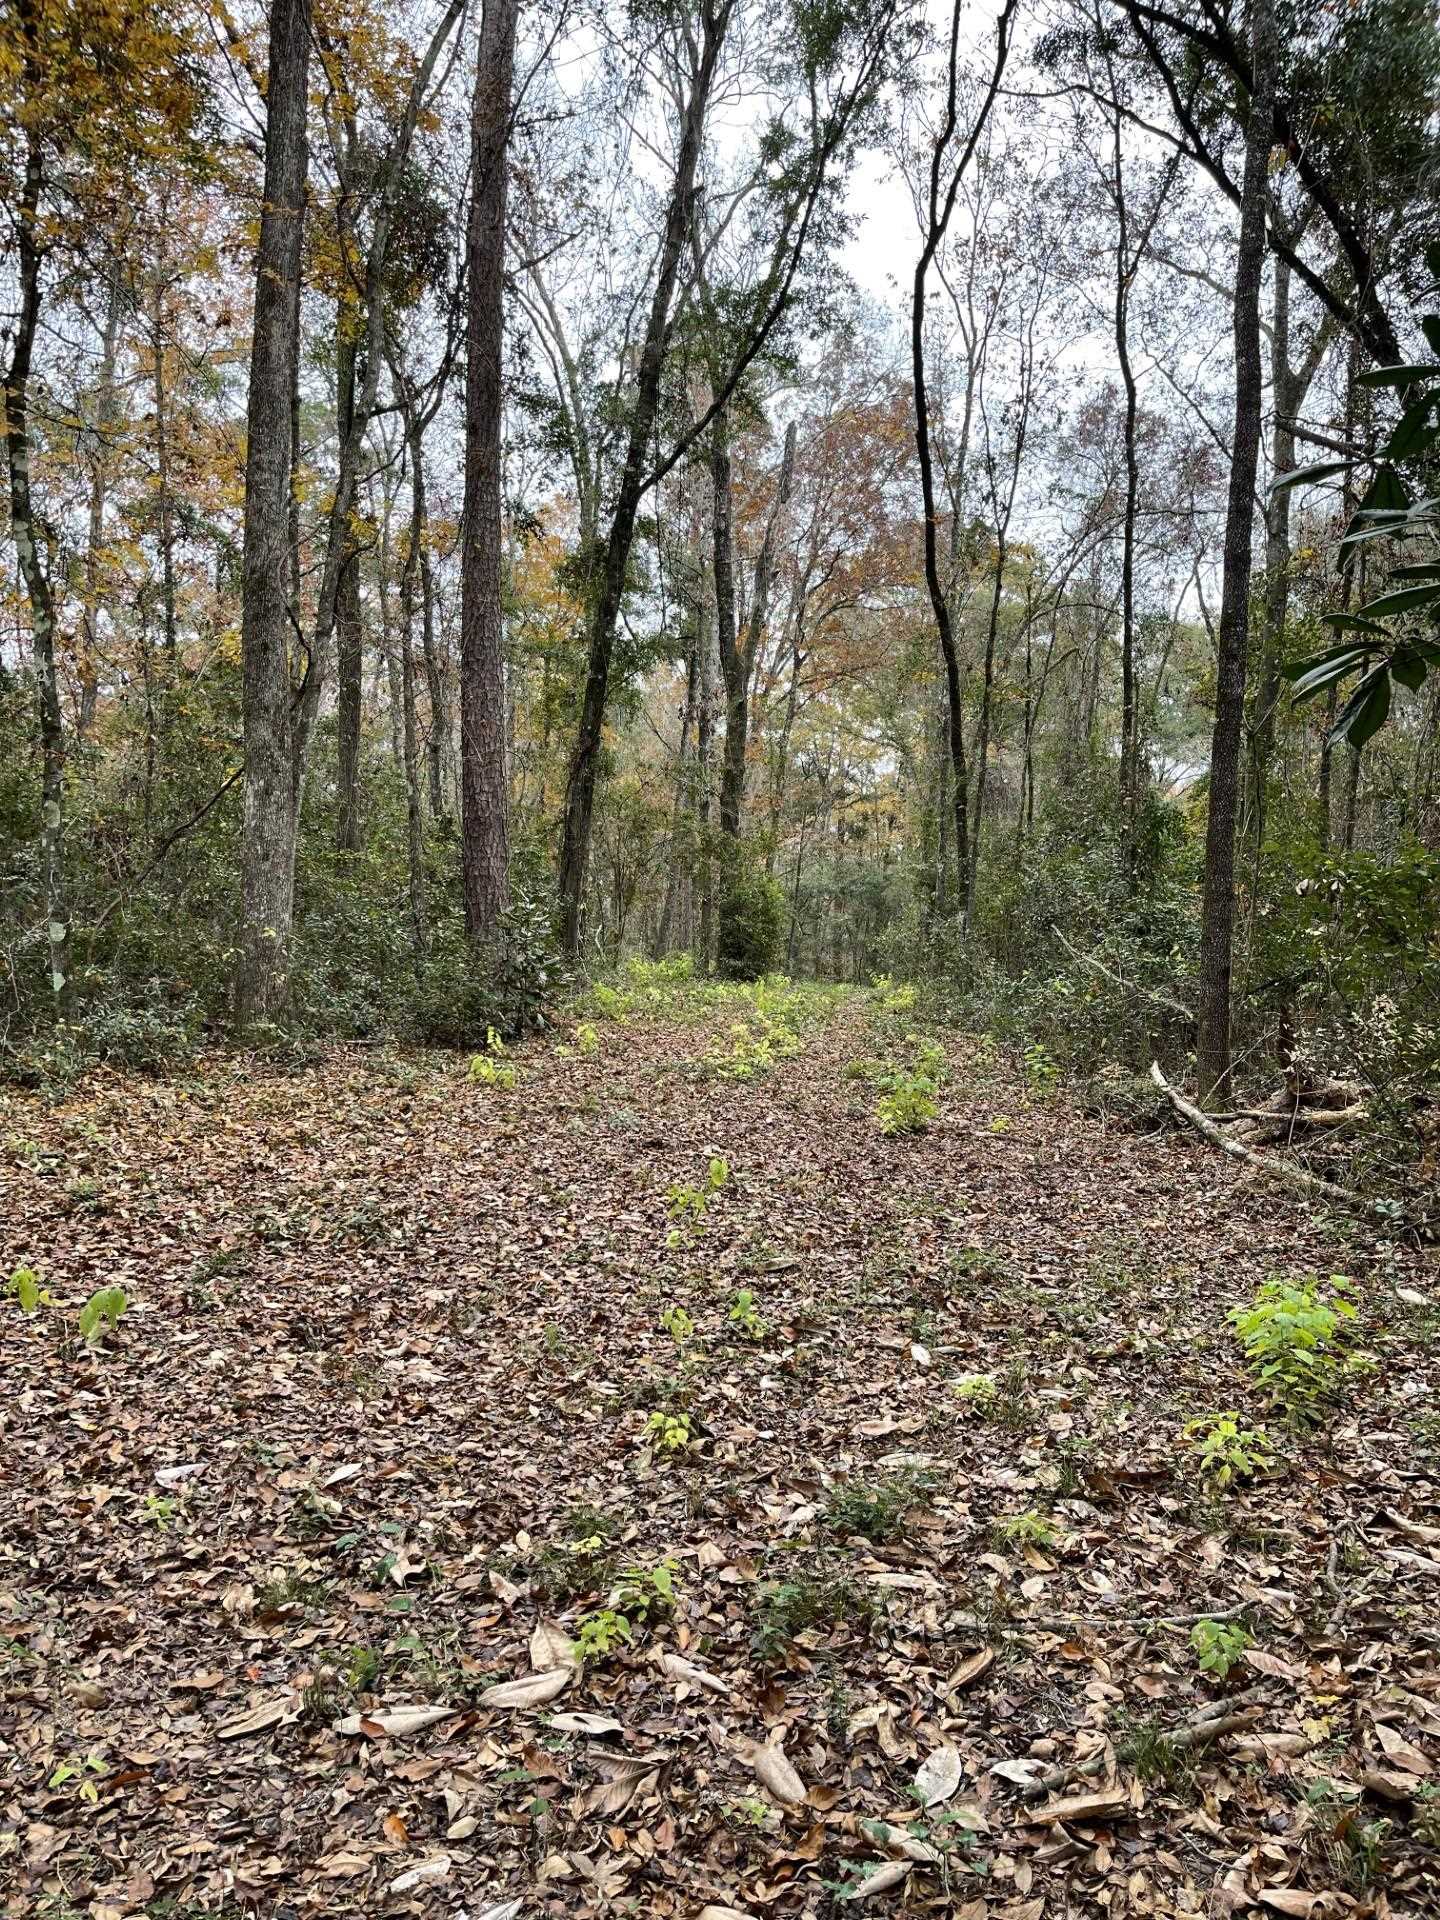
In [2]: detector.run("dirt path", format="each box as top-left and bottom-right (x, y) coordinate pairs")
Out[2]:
(3, 982), (1437, 1918)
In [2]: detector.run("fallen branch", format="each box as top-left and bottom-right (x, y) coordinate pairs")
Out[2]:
(1149, 1061), (1374, 1214)
(1224, 1103), (1366, 1129)
(1018, 1686), (1271, 1803)
(954, 1601), (1246, 1637)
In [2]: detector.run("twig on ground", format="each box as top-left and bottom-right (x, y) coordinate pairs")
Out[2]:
(1017, 1685), (1272, 1802)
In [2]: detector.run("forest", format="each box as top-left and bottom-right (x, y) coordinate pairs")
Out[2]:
(2, 0), (1440, 1914)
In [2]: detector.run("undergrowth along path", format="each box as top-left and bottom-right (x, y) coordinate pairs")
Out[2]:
(3, 977), (1437, 1917)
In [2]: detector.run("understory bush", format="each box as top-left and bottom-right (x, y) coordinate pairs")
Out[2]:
(717, 862), (785, 980)
(1, 705), (561, 1083)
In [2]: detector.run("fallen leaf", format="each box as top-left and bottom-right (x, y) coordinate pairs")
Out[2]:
(658, 1650), (731, 1696)
(388, 1854), (452, 1893)
(551, 1711), (623, 1734)
(481, 1668), (572, 1710)
(217, 1697), (296, 1740)
(333, 1704), (459, 1736)
(914, 1743), (963, 1807)
(530, 1619), (577, 1672)
(1374, 1722), (1431, 1774)
(1026, 1789), (1130, 1826)
(740, 1738), (805, 1805)
(850, 1860), (911, 1899)
(947, 1648), (994, 1690)
(1256, 1890), (1316, 1916)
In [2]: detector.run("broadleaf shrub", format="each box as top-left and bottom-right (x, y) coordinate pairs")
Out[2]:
(717, 864), (784, 981)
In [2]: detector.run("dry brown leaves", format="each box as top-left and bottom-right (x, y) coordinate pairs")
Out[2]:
(1, 995), (1437, 1917)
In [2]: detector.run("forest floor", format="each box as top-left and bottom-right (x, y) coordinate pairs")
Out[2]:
(3, 975), (1439, 1920)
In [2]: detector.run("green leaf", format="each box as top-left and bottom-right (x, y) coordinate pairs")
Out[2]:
(1270, 458), (1354, 494)
(1390, 645), (1431, 692)
(1389, 563), (1440, 581)
(1321, 613), (1390, 634)
(1330, 664), (1392, 748)
(1423, 315), (1440, 358)
(1355, 583), (1440, 619)
(1359, 465), (1410, 514)
(1284, 640), (1373, 702)
(1382, 397), (1440, 462)
(1355, 364), (1440, 387)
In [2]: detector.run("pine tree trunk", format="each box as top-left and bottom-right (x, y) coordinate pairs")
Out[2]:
(460, 0), (518, 941)
(1194, 0), (1275, 1102)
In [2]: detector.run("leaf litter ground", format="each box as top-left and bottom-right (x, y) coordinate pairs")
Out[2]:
(2, 984), (1439, 1920)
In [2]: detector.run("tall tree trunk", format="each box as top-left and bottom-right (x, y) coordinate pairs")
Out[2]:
(334, 329), (364, 851)
(460, 0), (518, 941)
(4, 86), (68, 998)
(696, 601), (716, 969)
(655, 627), (698, 956)
(964, 526), (1005, 921)
(711, 408), (740, 835)
(719, 419), (796, 839)
(400, 461), (429, 956)
(151, 237), (179, 664)
(557, 0), (731, 952)
(1194, 0), (1275, 1103)
(910, 0), (1015, 928)
(1112, 126), (1140, 879)
(80, 243), (123, 737)
(237, 0), (310, 1022)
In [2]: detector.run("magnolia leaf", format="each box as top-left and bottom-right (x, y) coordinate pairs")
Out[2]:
(948, 1647), (995, 1690)
(1256, 1890), (1318, 1917)
(388, 1855), (452, 1893)
(1355, 583), (1440, 619)
(741, 1738), (805, 1804)
(913, 1743), (963, 1808)
(1270, 458), (1354, 493)
(218, 1697), (298, 1739)
(480, 1668), (572, 1710)
(550, 1711), (624, 1735)
(848, 1860), (912, 1899)
(1330, 663), (1392, 748)
(333, 1703), (460, 1736)
(658, 1650), (730, 1696)
(1356, 363), (1440, 388)
(990, 1757), (1044, 1787)
(530, 1620), (577, 1672)
(1026, 1788), (1130, 1826)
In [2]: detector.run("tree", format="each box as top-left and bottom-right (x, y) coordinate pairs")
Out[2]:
(2, 0), (204, 1001)
(555, 0), (903, 953)
(236, 0), (312, 1022)
(911, 0), (1017, 926)
(461, 0), (520, 941)
(1194, 0), (1275, 1103)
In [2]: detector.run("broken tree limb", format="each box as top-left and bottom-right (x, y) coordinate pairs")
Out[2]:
(1017, 1686), (1271, 1802)
(1149, 1061), (1374, 1214)
(1223, 1103), (1366, 1129)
